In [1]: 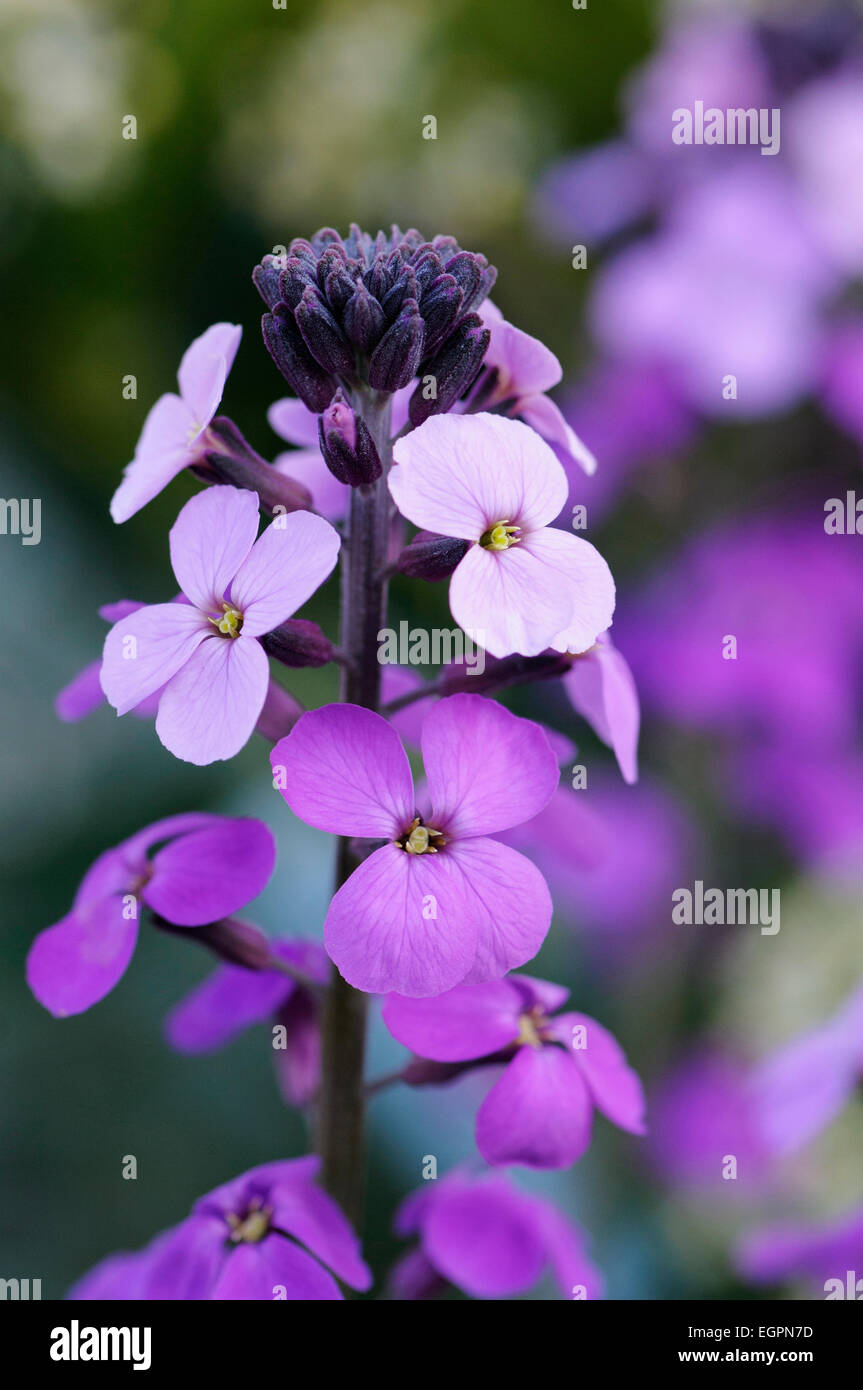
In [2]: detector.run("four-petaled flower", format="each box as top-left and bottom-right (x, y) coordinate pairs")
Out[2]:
(111, 323), (242, 523)
(384, 973), (646, 1168)
(390, 412), (615, 658)
(100, 486), (340, 764)
(271, 694), (559, 996)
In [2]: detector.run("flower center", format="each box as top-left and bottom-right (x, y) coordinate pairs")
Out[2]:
(209, 602), (243, 638)
(398, 815), (447, 855)
(480, 520), (521, 551)
(226, 1198), (272, 1244)
(515, 1009), (548, 1049)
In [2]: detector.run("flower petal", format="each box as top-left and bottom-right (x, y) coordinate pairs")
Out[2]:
(447, 837), (553, 985)
(211, 1238), (341, 1301)
(26, 898), (138, 1016)
(110, 394), (196, 523)
(268, 398), (321, 447)
(422, 693), (559, 837)
(383, 979), (524, 1061)
(230, 509), (340, 637)
(449, 543), (575, 658)
(563, 635), (640, 783)
(547, 1012), (647, 1135)
(477, 1044), (593, 1168)
(324, 844), (477, 997)
(423, 1177), (547, 1298)
(521, 528), (616, 655)
(155, 633), (270, 765)
(518, 393), (597, 476)
(273, 448), (348, 522)
(138, 1215), (227, 1299)
(169, 486), (260, 614)
(531, 1196), (605, 1299)
(390, 412), (568, 537)
(272, 703), (414, 839)
(265, 1167), (372, 1291)
(177, 322), (242, 425)
(100, 603), (210, 716)
(55, 660), (106, 722)
(165, 960), (292, 1052)
(144, 818), (275, 926)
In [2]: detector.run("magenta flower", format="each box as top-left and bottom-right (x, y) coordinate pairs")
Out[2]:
(738, 1205), (863, 1295)
(100, 486), (340, 765)
(390, 413), (615, 658)
(166, 936), (328, 1106)
(68, 1156), (372, 1301)
(390, 1169), (604, 1300)
(648, 1050), (768, 1190)
(271, 694), (558, 996)
(26, 814), (275, 1017)
(475, 300), (597, 476)
(749, 980), (863, 1157)
(563, 631), (640, 784)
(383, 974), (646, 1169)
(110, 323), (242, 523)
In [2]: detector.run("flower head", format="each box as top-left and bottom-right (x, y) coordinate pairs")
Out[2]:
(390, 413), (615, 658)
(100, 486), (340, 764)
(271, 694), (558, 996)
(110, 323), (242, 523)
(166, 936), (328, 1106)
(384, 974), (646, 1168)
(26, 814), (275, 1016)
(69, 1157), (371, 1301)
(390, 1169), (603, 1300)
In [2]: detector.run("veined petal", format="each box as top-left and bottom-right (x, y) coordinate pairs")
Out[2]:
(383, 979), (524, 1061)
(447, 838), (553, 985)
(230, 509), (340, 637)
(110, 394), (197, 523)
(390, 412), (568, 537)
(100, 603), (210, 716)
(449, 543), (575, 658)
(266, 1168), (372, 1291)
(563, 636), (640, 783)
(211, 1239), (341, 1301)
(177, 322), (242, 426)
(518, 393), (597, 476)
(324, 845), (478, 997)
(423, 1178), (546, 1298)
(272, 704), (414, 839)
(55, 660), (105, 721)
(155, 633), (270, 765)
(546, 1012), (647, 1136)
(422, 694), (559, 837)
(476, 1045), (593, 1168)
(26, 899), (138, 1017)
(145, 818), (276, 925)
(169, 486), (260, 614)
(520, 528), (616, 655)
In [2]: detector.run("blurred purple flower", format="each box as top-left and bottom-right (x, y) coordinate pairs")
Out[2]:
(648, 1050), (769, 1190)
(383, 974), (646, 1169)
(166, 936), (328, 1106)
(738, 1204), (863, 1293)
(389, 1169), (603, 1300)
(69, 1157), (371, 1300)
(26, 814), (275, 1016)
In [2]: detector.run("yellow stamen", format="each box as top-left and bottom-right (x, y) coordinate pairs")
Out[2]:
(226, 1201), (272, 1244)
(515, 1012), (544, 1049)
(480, 520), (521, 551)
(209, 602), (243, 637)
(399, 816), (446, 854)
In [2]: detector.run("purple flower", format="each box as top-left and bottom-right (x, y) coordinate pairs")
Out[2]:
(68, 1156), (372, 1300)
(110, 323), (242, 523)
(472, 301), (596, 476)
(820, 317), (863, 446)
(390, 413), (615, 658)
(738, 1204), (863, 1294)
(383, 974), (646, 1169)
(166, 936), (328, 1106)
(562, 632), (640, 784)
(390, 1169), (604, 1300)
(26, 814), (276, 1016)
(100, 486), (340, 765)
(648, 1050), (768, 1190)
(749, 980), (863, 1156)
(271, 694), (558, 996)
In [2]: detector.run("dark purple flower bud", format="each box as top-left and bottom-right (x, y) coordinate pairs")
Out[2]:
(158, 915), (275, 971)
(444, 252), (482, 308)
(403, 1058), (479, 1086)
(438, 650), (572, 697)
(368, 297), (425, 390)
(252, 255), (285, 310)
(198, 416), (313, 516)
(364, 255), (391, 302)
(318, 389), (382, 485)
(325, 264), (357, 316)
(294, 286), (356, 378)
(278, 257), (314, 309)
(343, 282), (386, 353)
(396, 530), (470, 581)
(411, 250), (445, 295)
(409, 314), (490, 425)
(381, 268), (418, 323)
(418, 273), (463, 357)
(262, 306), (337, 414)
(262, 617), (335, 668)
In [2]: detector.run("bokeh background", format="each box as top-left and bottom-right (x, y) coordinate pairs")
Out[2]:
(3, 0), (863, 1299)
